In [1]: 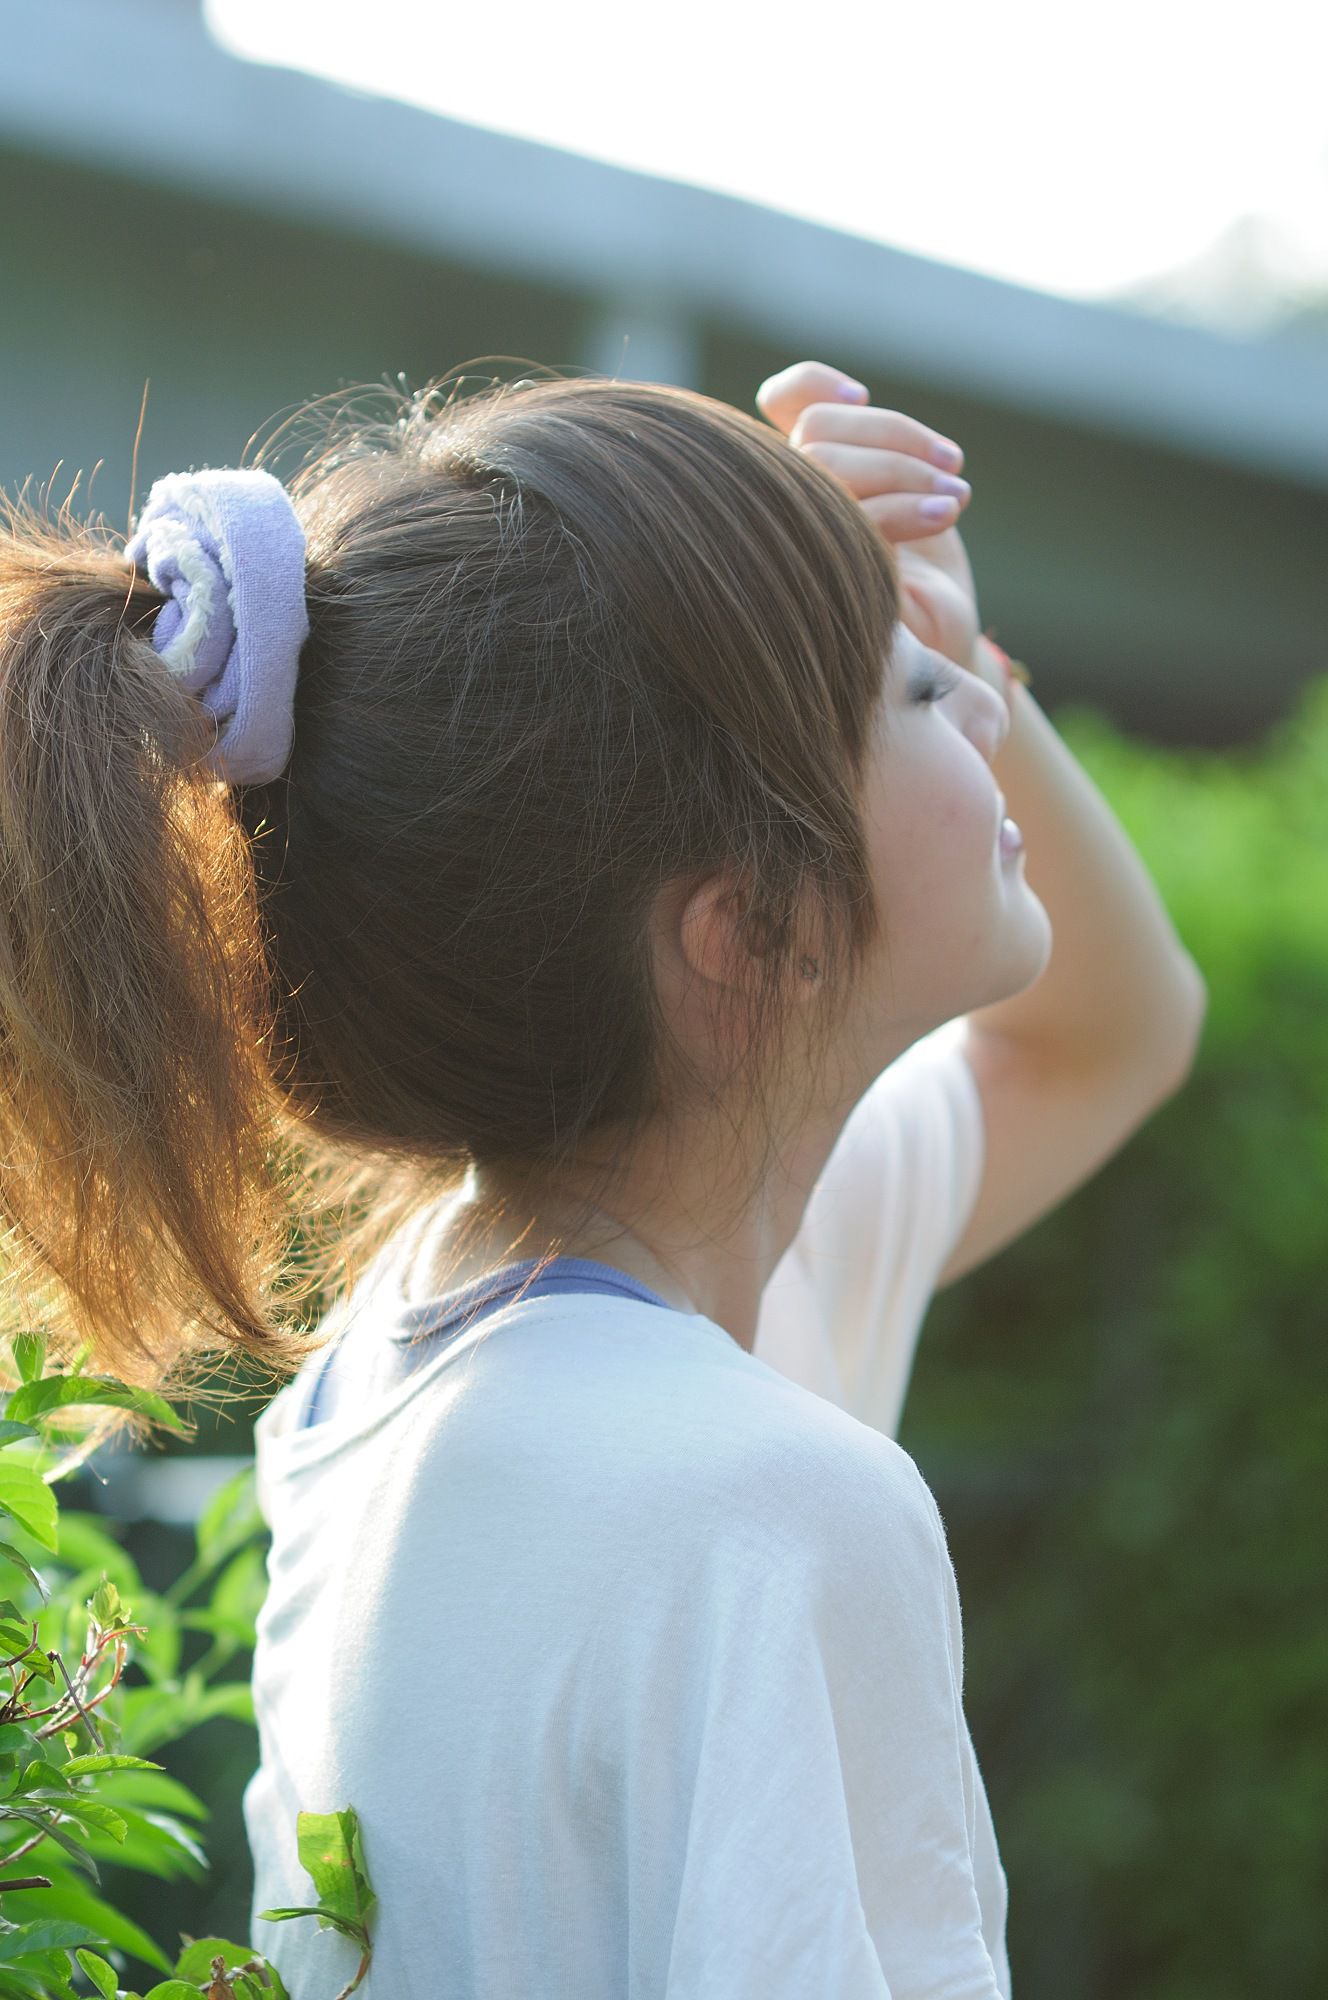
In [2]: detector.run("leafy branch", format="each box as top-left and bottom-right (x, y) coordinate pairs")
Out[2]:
(0, 1330), (376, 1998)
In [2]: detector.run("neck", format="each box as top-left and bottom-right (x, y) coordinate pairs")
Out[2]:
(410, 1082), (868, 1353)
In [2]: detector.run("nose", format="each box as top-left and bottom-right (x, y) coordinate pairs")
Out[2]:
(964, 658), (1009, 762)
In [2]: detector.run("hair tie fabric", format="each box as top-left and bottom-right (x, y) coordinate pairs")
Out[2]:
(124, 466), (309, 786)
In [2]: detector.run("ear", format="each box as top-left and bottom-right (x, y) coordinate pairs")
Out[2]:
(654, 872), (828, 1086)
(673, 871), (821, 990)
(675, 871), (751, 990)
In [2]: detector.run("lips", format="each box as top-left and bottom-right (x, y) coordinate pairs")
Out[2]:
(1000, 817), (1025, 861)
(994, 792), (1024, 860)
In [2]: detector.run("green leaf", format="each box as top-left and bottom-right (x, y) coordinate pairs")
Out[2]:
(12, 1758), (73, 1795)
(74, 1952), (118, 1999)
(236, 1964), (289, 2000)
(183, 1681), (255, 1728)
(195, 1463), (263, 1562)
(0, 1464), (58, 1553)
(237, 1976), (282, 2000)
(141, 1986), (205, 2000)
(0, 1954), (78, 2000)
(343, 1806), (377, 1933)
(255, 1904), (366, 1942)
(57, 1803), (208, 1884)
(295, 1813), (357, 1926)
(0, 1918), (100, 1961)
(0, 1971), (56, 1999)
(89, 1578), (121, 1628)
(38, 1954), (80, 2000)
(260, 1959), (290, 2000)
(0, 1880), (169, 1976)
(172, 1935), (257, 1979)
(4, 1809), (100, 1883)
(116, 1587), (179, 1685)
(111, 1679), (253, 1759)
(59, 1756), (163, 1780)
(215, 1541), (266, 1623)
(0, 1726), (36, 1756)
(291, 1804), (375, 1937)
(109, 1680), (254, 1760)
(28, 1816), (178, 1890)
(46, 1517), (139, 1597)
(93, 1768), (207, 1824)
(0, 1546), (46, 1599)
(0, 1426), (38, 1452)
(57, 1799), (128, 1843)
(180, 1540), (266, 1651)
(10, 1335), (46, 1386)
(140, 1811), (207, 1874)
(3, 1377), (186, 1436)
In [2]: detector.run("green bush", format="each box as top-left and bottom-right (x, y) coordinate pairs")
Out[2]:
(904, 677), (1328, 1996)
(0, 1338), (374, 1999)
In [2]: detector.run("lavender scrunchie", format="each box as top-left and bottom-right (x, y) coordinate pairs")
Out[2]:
(124, 466), (309, 786)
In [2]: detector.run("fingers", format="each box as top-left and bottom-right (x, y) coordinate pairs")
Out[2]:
(799, 438), (970, 504)
(755, 359), (870, 434)
(798, 438), (971, 541)
(857, 486), (967, 543)
(754, 360), (971, 543)
(789, 401), (964, 472)
(755, 360), (963, 472)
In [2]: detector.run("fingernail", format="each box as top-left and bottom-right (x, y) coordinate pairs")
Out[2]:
(931, 438), (964, 469)
(931, 473), (971, 499)
(918, 494), (960, 521)
(836, 380), (870, 401)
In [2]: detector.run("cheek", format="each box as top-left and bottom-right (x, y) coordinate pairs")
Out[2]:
(874, 735), (990, 878)
(864, 732), (997, 944)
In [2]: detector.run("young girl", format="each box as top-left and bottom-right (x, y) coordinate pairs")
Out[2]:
(0, 357), (1205, 1997)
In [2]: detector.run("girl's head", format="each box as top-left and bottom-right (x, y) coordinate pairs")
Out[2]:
(0, 367), (1046, 1425)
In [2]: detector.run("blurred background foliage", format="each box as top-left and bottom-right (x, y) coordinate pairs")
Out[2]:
(902, 675), (1328, 1996)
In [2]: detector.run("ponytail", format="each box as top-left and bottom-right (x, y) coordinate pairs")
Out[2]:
(0, 477), (319, 1434)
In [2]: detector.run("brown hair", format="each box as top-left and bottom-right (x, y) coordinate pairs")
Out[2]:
(0, 365), (900, 1441)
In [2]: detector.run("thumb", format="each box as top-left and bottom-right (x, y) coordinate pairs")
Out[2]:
(754, 358), (869, 437)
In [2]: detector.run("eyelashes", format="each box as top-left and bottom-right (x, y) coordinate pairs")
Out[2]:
(909, 663), (964, 705)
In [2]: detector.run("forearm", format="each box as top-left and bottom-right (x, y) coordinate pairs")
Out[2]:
(965, 635), (1206, 1074)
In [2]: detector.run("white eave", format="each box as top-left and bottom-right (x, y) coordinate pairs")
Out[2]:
(6, 0), (1327, 491)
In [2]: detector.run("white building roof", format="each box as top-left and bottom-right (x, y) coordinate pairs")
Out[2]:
(5, 0), (1327, 490)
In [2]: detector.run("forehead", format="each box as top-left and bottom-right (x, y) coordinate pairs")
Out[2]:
(886, 622), (920, 679)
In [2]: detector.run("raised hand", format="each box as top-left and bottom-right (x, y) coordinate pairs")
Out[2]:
(755, 359), (981, 669)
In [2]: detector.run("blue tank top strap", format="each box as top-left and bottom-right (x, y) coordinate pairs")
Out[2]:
(299, 1256), (675, 1431)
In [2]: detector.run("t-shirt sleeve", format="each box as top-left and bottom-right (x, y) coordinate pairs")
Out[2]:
(761, 1017), (985, 1437)
(662, 1436), (1003, 1999)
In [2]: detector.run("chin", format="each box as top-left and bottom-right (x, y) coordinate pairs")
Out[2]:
(1004, 894), (1054, 995)
(963, 895), (1053, 1016)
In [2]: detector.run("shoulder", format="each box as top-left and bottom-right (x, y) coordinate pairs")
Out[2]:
(682, 1364), (948, 1600)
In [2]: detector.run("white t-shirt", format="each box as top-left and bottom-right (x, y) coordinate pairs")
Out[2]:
(242, 1018), (1011, 1998)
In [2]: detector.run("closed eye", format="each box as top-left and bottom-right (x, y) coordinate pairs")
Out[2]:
(908, 661), (964, 705)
